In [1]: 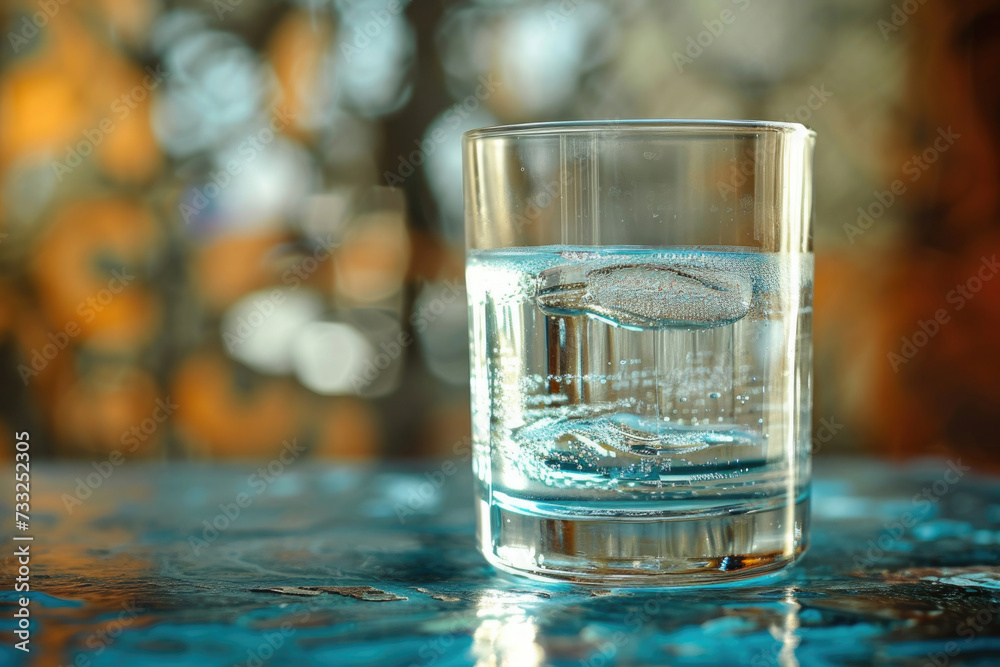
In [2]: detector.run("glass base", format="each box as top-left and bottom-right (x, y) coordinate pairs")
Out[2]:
(477, 495), (809, 587)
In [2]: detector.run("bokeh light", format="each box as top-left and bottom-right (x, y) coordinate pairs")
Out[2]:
(0, 0), (997, 466)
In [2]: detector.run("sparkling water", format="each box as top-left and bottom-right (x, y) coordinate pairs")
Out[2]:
(467, 245), (813, 580)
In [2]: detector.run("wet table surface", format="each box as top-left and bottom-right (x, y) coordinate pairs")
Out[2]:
(2, 458), (1000, 667)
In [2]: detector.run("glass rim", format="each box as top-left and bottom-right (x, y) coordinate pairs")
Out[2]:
(464, 119), (816, 141)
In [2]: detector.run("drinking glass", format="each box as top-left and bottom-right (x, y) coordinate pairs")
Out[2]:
(463, 120), (815, 585)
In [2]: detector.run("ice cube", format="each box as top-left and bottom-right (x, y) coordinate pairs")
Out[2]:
(536, 262), (752, 330)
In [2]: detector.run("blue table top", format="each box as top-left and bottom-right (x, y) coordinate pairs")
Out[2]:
(3, 458), (1000, 666)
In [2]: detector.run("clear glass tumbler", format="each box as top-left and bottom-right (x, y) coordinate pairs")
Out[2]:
(463, 120), (815, 585)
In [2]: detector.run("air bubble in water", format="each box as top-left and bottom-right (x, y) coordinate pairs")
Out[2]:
(513, 413), (760, 459)
(535, 262), (752, 330)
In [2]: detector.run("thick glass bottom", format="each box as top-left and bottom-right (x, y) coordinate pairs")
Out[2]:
(477, 494), (809, 587)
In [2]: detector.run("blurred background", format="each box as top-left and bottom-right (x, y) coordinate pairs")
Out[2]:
(0, 0), (997, 465)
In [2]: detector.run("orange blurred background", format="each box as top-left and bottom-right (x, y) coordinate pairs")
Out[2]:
(1, 0), (998, 465)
